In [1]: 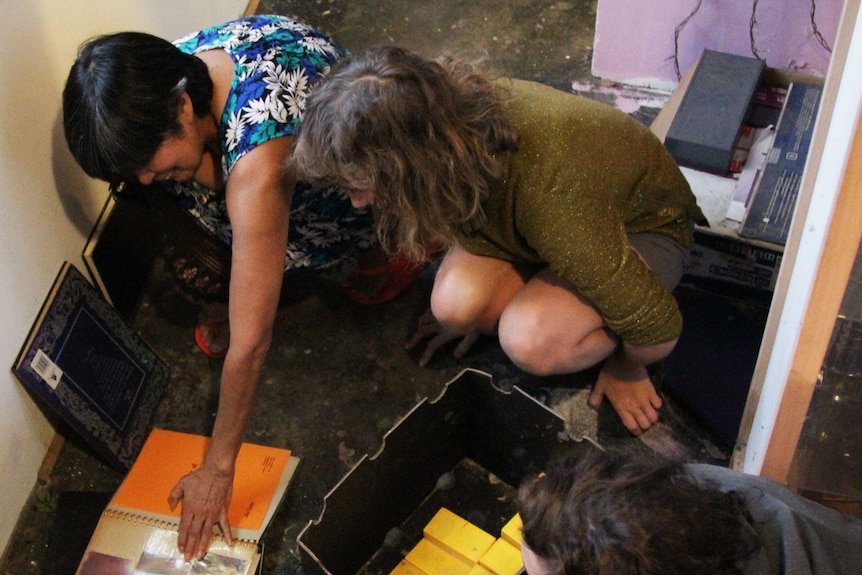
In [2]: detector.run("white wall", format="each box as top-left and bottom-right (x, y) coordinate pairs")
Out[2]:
(0, 0), (246, 556)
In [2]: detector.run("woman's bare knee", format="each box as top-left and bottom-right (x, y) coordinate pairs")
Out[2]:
(431, 248), (528, 333)
(429, 281), (480, 333)
(498, 292), (617, 375)
(498, 309), (556, 374)
(500, 319), (612, 375)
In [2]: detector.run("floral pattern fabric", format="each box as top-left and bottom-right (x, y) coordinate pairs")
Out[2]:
(174, 15), (342, 177)
(166, 15), (375, 271)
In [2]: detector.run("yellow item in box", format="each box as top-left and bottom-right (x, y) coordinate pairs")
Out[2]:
(479, 538), (524, 575)
(500, 514), (523, 548)
(423, 507), (497, 564)
(390, 559), (429, 575)
(405, 538), (473, 575)
(467, 564), (495, 575)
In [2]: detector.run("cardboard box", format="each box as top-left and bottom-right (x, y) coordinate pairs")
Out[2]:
(653, 63), (822, 299)
(296, 369), (587, 575)
(682, 227), (783, 302)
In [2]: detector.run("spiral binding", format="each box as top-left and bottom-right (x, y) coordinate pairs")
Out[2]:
(102, 509), (259, 551)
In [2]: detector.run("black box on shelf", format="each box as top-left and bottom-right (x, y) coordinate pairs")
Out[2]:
(665, 50), (765, 175)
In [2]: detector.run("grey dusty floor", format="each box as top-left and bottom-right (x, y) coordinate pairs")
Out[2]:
(3, 2), (739, 574)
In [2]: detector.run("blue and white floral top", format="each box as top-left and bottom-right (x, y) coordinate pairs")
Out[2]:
(166, 16), (375, 271)
(174, 15), (343, 178)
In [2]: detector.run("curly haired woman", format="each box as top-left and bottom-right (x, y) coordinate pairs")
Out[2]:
(290, 45), (706, 439)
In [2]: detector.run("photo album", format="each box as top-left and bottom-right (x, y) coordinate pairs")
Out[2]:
(75, 429), (299, 575)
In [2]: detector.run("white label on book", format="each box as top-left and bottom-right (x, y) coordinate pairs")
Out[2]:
(31, 349), (63, 390)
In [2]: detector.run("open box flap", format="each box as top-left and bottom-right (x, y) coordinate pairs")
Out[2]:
(297, 368), (578, 575)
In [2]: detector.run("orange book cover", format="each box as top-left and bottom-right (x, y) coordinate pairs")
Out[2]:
(110, 428), (298, 540)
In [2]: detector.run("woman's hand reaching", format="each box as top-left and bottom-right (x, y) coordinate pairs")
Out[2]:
(405, 308), (480, 366)
(169, 462), (234, 561)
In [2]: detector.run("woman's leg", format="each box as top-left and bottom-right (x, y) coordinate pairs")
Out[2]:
(498, 231), (689, 376)
(430, 245), (537, 335)
(497, 267), (665, 434)
(498, 234), (688, 434)
(497, 267), (617, 375)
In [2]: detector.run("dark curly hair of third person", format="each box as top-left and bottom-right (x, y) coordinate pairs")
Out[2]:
(518, 449), (761, 575)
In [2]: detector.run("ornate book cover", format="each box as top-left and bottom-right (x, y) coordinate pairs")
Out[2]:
(12, 261), (169, 470)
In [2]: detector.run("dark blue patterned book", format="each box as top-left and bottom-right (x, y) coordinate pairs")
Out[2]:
(13, 262), (168, 470)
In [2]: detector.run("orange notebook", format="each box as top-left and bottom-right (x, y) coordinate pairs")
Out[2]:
(75, 429), (299, 575)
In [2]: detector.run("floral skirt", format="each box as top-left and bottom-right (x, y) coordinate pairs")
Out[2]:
(160, 181), (378, 305)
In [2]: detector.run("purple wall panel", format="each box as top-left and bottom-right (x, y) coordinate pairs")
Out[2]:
(593, 0), (842, 87)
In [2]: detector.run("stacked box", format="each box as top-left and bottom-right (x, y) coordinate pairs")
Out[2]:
(682, 227), (784, 302)
(422, 508), (497, 564)
(740, 82), (823, 245)
(665, 50), (764, 175)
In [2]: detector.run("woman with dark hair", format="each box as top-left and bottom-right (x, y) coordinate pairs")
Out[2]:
(63, 16), (417, 561)
(518, 449), (862, 575)
(289, 46), (706, 437)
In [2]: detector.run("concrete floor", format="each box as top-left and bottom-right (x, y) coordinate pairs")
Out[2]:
(3, 2), (736, 573)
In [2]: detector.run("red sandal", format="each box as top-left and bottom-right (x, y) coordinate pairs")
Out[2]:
(340, 252), (427, 305)
(195, 323), (229, 359)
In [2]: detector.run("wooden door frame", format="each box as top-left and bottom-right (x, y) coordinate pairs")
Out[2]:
(733, 0), (862, 482)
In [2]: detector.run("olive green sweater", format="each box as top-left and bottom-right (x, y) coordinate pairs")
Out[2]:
(456, 78), (706, 345)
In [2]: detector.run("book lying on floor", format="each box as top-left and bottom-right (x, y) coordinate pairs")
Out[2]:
(12, 261), (169, 470)
(76, 428), (300, 575)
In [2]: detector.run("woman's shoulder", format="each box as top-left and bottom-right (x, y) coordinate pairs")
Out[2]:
(497, 77), (640, 135)
(174, 15), (344, 59)
(495, 77), (594, 107)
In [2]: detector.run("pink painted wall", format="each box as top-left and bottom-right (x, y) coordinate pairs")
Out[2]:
(593, 0), (843, 88)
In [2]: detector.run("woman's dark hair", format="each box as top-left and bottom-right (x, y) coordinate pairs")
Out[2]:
(518, 449), (759, 575)
(289, 45), (519, 261)
(62, 32), (213, 186)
